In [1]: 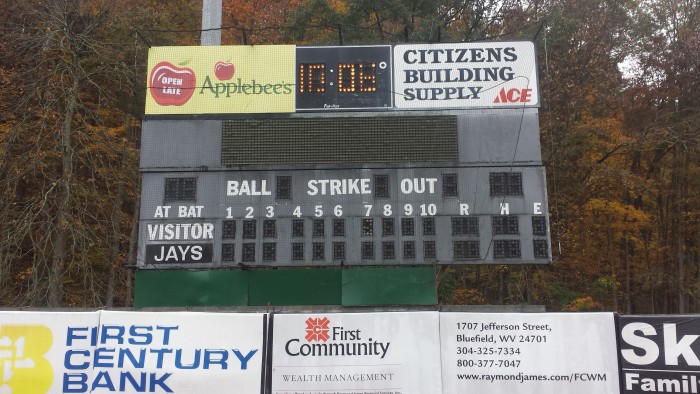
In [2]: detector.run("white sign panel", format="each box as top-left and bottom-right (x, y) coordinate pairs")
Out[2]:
(271, 312), (443, 394)
(0, 311), (265, 394)
(89, 311), (265, 393)
(393, 41), (539, 109)
(440, 312), (620, 394)
(0, 311), (99, 394)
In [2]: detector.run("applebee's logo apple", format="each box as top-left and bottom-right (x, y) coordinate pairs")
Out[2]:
(149, 61), (196, 106)
(215, 61), (235, 80)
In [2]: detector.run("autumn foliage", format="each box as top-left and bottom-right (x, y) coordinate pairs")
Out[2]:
(0, 0), (698, 311)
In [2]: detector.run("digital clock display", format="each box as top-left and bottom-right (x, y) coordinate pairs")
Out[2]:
(296, 46), (392, 110)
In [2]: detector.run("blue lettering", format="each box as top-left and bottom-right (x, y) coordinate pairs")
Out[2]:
(64, 350), (90, 370)
(175, 349), (201, 369)
(149, 348), (173, 368)
(63, 373), (88, 393)
(66, 327), (89, 346)
(101, 325), (125, 345)
(93, 347), (115, 368)
(129, 326), (153, 345)
(119, 348), (146, 368)
(91, 371), (116, 391)
(232, 349), (258, 370)
(203, 349), (228, 369)
(120, 372), (147, 392)
(150, 373), (173, 392)
(156, 326), (178, 345)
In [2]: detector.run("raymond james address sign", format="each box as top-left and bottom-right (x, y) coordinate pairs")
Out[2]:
(137, 42), (550, 268)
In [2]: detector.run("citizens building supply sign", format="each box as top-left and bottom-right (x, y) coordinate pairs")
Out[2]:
(270, 312), (443, 394)
(393, 41), (539, 109)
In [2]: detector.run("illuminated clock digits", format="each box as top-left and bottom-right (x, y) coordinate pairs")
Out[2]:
(298, 63), (326, 93)
(338, 63), (377, 93)
(359, 63), (377, 92)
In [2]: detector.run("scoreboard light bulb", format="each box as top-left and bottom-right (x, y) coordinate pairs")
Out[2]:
(298, 64), (305, 92)
(299, 63), (326, 93)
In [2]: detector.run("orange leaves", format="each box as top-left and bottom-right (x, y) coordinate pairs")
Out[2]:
(562, 296), (603, 311)
(222, 0), (301, 44)
(585, 199), (649, 233)
(327, 0), (348, 14)
(453, 288), (487, 305)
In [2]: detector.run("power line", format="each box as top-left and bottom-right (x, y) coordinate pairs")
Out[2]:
(134, 16), (543, 46)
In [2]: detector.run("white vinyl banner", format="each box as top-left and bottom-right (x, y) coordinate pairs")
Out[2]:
(440, 312), (620, 394)
(0, 311), (265, 394)
(393, 41), (539, 109)
(271, 312), (443, 394)
(0, 311), (99, 394)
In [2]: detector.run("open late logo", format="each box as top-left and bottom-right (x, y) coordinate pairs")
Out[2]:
(149, 61), (196, 106)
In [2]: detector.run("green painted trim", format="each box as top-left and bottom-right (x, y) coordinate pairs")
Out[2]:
(342, 266), (437, 306)
(134, 266), (437, 307)
(134, 270), (249, 307)
(248, 268), (342, 306)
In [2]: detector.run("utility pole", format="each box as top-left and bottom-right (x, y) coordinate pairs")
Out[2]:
(201, 0), (222, 45)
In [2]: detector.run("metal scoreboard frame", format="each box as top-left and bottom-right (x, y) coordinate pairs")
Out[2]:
(138, 42), (550, 269)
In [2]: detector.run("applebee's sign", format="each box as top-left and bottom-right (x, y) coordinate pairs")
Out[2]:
(215, 61), (235, 80)
(145, 45), (295, 115)
(150, 61), (196, 106)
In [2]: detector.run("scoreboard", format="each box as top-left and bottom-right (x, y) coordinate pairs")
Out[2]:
(138, 42), (550, 268)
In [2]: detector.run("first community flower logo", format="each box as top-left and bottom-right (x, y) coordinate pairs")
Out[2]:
(305, 317), (330, 342)
(285, 316), (391, 359)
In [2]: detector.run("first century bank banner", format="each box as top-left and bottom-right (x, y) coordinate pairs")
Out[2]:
(145, 45), (296, 115)
(0, 311), (265, 394)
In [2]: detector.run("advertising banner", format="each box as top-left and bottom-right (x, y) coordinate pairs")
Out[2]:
(393, 41), (539, 109)
(0, 311), (266, 394)
(440, 312), (620, 394)
(271, 312), (443, 394)
(618, 315), (700, 394)
(145, 45), (295, 115)
(0, 311), (99, 394)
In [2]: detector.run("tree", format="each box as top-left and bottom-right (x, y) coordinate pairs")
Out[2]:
(621, 0), (700, 312)
(0, 0), (139, 306)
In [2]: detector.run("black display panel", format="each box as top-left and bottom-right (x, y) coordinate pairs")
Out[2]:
(221, 116), (458, 165)
(296, 46), (392, 110)
(138, 107), (551, 268)
(145, 243), (213, 264)
(137, 167), (551, 267)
